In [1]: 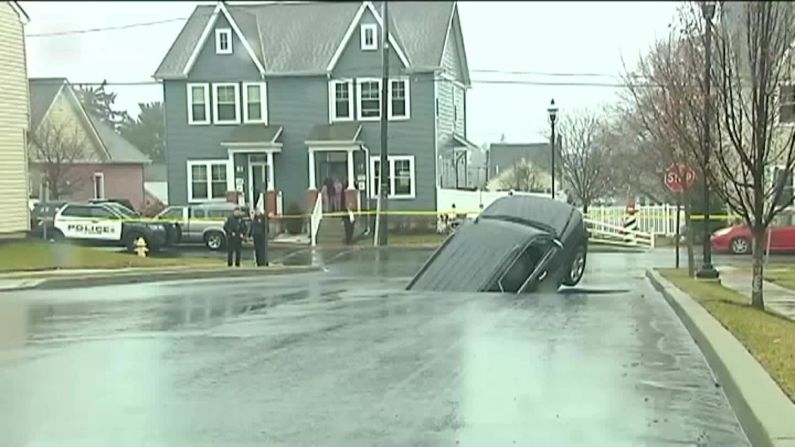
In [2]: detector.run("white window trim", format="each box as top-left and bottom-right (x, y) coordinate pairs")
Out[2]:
(242, 82), (268, 124)
(212, 83), (241, 125)
(369, 155), (416, 199)
(356, 78), (382, 121)
(360, 24), (378, 51)
(215, 28), (232, 55)
(329, 79), (354, 123)
(92, 172), (105, 199)
(186, 83), (210, 125)
(388, 77), (411, 120)
(187, 160), (229, 202)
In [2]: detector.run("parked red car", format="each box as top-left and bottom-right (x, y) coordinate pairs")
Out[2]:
(710, 225), (795, 254)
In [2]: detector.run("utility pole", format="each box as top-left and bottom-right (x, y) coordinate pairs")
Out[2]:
(377, 0), (390, 246)
(696, 1), (719, 280)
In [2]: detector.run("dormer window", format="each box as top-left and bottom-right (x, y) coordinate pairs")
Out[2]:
(215, 28), (232, 54)
(361, 24), (377, 51)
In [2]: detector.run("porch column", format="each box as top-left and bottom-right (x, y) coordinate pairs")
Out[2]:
(308, 149), (316, 190)
(266, 151), (275, 191)
(346, 148), (356, 190)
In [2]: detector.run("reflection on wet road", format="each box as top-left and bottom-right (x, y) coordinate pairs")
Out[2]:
(0, 248), (748, 446)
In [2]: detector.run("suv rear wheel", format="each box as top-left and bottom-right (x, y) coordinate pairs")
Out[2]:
(205, 231), (225, 251)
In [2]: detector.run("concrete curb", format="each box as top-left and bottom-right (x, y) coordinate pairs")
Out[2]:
(3, 265), (322, 292)
(646, 269), (795, 447)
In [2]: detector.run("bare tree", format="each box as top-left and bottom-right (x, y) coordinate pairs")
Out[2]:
(496, 160), (547, 192)
(28, 121), (89, 199)
(617, 3), (713, 276)
(557, 109), (615, 213)
(711, 1), (795, 309)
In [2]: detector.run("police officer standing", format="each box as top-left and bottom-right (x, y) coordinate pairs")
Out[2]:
(249, 210), (268, 266)
(224, 207), (245, 267)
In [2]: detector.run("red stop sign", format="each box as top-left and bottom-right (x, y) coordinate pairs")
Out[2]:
(664, 163), (697, 192)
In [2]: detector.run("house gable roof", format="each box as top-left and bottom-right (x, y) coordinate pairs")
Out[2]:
(325, 2), (410, 72)
(29, 78), (66, 131)
(181, 2), (266, 77)
(154, 1), (463, 79)
(28, 78), (150, 165)
(86, 114), (151, 164)
(9, 1), (29, 23)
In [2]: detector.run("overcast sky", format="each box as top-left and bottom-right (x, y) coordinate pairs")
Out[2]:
(21, 1), (680, 146)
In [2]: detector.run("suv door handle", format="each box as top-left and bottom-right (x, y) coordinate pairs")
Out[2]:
(91, 220), (99, 224)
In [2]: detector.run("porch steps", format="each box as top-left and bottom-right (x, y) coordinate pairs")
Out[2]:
(316, 217), (348, 245)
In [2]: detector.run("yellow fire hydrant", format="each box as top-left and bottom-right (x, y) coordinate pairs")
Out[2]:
(134, 237), (148, 257)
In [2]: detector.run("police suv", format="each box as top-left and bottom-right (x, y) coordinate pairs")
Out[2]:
(48, 203), (173, 252)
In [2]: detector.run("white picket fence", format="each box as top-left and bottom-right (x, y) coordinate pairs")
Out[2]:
(585, 204), (683, 236)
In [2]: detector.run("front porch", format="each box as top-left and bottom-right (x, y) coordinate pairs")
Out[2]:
(305, 122), (370, 214)
(221, 125), (284, 215)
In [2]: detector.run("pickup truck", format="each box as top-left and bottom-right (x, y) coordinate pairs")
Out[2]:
(156, 203), (250, 250)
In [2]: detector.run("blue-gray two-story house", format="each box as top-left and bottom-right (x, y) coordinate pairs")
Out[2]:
(153, 0), (472, 216)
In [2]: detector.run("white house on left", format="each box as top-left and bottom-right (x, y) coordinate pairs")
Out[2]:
(0, 1), (30, 237)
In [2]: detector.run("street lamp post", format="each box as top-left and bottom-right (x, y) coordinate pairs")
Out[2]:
(697, 0), (719, 280)
(547, 99), (558, 199)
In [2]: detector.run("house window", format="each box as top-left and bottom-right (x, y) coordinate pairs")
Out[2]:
(92, 172), (105, 199)
(243, 82), (267, 123)
(329, 79), (354, 121)
(187, 83), (210, 125)
(780, 85), (795, 124)
(370, 155), (415, 199)
(188, 161), (228, 201)
(213, 83), (240, 124)
(361, 24), (377, 50)
(215, 28), (232, 54)
(388, 78), (410, 119)
(357, 78), (381, 120)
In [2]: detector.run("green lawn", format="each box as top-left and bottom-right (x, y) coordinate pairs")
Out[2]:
(0, 241), (215, 273)
(659, 268), (795, 402)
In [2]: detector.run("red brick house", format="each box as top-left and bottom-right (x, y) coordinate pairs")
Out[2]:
(28, 78), (150, 210)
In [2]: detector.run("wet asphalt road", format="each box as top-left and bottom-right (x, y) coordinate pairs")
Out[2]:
(0, 248), (749, 446)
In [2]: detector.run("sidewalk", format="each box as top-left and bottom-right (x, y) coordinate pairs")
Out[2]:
(718, 266), (795, 321)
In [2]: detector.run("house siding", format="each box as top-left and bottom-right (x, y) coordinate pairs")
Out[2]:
(436, 7), (469, 189)
(164, 74), (329, 210)
(188, 14), (261, 82)
(329, 7), (436, 210)
(29, 163), (146, 209)
(163, 3), (464, 213)
(331, 7), (406, 79)
(0, 2), (30, 235)
(440, 11), (464, 82)
(36, 92), (105, 162)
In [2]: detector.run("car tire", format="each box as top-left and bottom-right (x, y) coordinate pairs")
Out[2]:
(562, 245), (587, 287)
(47, 229), (65, 243)
(205, 232), (225, 251)
(730, 237), (751, 255)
